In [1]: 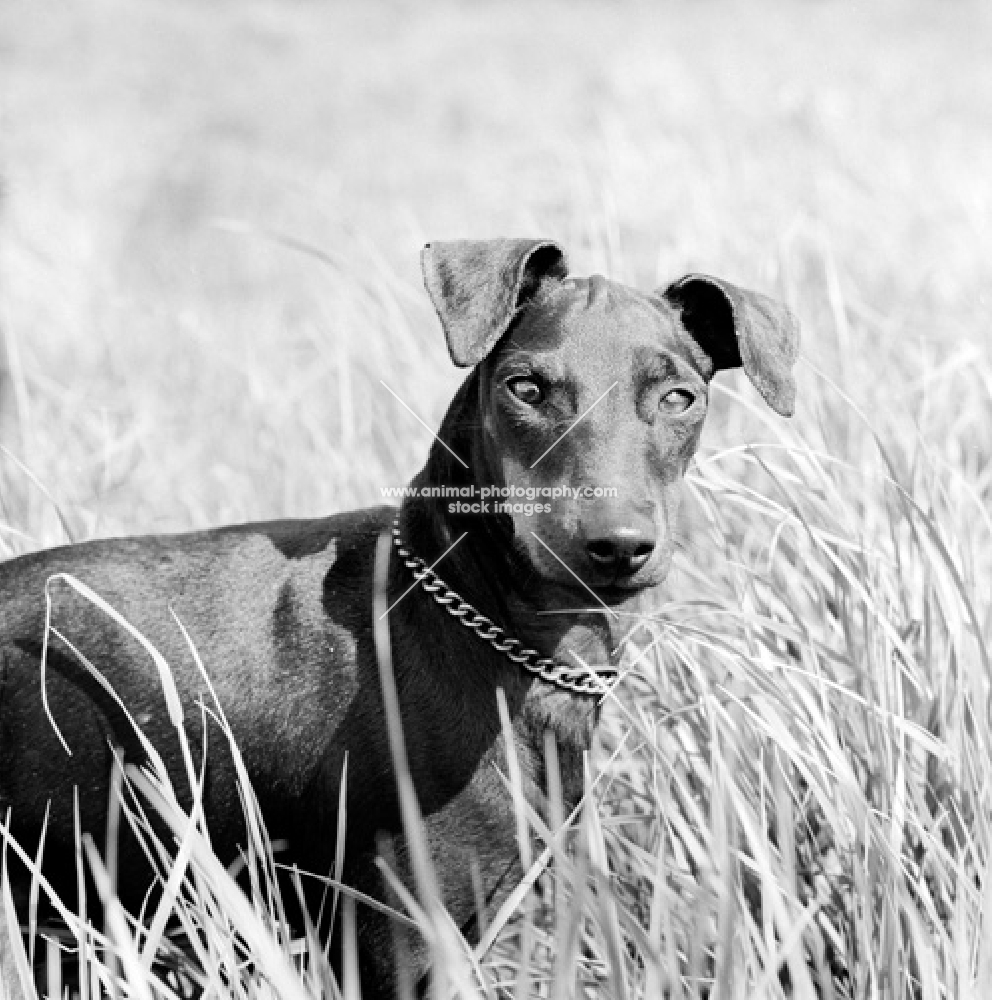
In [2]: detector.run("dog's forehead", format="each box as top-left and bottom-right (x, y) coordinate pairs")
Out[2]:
(508, 274), (691, 365)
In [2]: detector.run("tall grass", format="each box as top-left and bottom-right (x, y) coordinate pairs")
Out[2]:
(2, 1), (991, 996)
(3, 340), (990, 999)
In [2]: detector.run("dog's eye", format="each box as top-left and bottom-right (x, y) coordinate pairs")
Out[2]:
(659, 388), (695, 414)
(507, 377), (544, 406)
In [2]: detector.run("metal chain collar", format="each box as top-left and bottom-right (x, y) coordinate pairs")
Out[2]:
(390, 515), (620, 697)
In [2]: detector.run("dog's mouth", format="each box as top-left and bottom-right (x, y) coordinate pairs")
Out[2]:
(584, 553), (672, 601)
(539, 575), (657, 610)
(586, 578), (661, 609)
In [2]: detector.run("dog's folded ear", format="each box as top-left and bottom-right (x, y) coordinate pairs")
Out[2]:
(663, 274), (800, 417)
(422, 239), (569, 367)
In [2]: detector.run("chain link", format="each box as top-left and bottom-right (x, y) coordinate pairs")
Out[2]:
(390, 515), (619, 697)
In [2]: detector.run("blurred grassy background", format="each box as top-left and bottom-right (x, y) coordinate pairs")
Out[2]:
(2, 3), (992, 997)
(1, 0), (989, 545)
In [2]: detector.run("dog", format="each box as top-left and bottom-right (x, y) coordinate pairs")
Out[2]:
(0, 238), (798, 996)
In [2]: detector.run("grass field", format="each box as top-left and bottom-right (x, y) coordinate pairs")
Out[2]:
(1, 1), (991, 997)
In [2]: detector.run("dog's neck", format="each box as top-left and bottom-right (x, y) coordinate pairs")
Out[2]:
(399, 371), (632, 673)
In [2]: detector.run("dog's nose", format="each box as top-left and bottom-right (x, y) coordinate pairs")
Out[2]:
(585, 526), (656, 576)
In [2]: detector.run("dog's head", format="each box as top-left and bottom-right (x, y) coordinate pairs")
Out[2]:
(422, 238), (799, 603)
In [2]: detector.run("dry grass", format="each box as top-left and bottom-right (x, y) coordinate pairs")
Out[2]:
(1, 0), (991, 997)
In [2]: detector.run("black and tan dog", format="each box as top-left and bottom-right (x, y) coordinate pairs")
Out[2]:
(0, 238), (798, 995)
